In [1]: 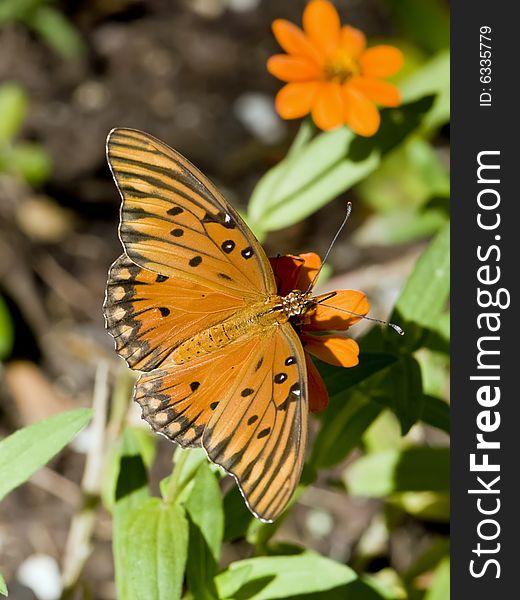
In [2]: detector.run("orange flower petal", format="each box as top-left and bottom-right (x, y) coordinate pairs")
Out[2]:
(307, 290), (369, 330)
(269, 253), (321, 295)
(311, 82), (345, 130)
(340, 25), (366, 57)
(303, 0), (341, 57)
(348, 76), (400, 107)
(267, 54), (322, 82)
(269, 255), (305, 295)
(272, 19), (323, 65)
(342, 84), (380, 136)
(359, 45), (404, 78)
(301, 333), (360, 367)
(306, 354), (329, 412)
(275, 81), (320, 119)
(292, 252), (321, 290)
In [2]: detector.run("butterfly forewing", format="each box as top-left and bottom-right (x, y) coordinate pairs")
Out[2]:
(107, 128), (276, 297)
(104, 254), (246, 371)
(203, 325), (308, 522)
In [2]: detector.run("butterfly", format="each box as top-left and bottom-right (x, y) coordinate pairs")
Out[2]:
(103, 128), (370, 522)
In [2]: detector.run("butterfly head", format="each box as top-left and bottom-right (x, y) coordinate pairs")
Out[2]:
(281, 289), (313, 318)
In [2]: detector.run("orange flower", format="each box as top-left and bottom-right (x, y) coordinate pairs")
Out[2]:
(270, 252), (369, 412)
(267, 0), (403, 136)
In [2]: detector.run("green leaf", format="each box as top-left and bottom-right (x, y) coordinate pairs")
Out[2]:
(424, 558), (450, 600)
(318, 353), (423, 437)
(0, 408), (92, 502)
(185, 461), (223, 561)
(263, 571), (401, 600)
(7, 142), (52, 184)
(119, 498), (188, 600)
(215, 552), (357, 600)
(277, 576), (400, 600)
(404, 538), (450, 583)
(248, 97), (435, 232)
(308, 354), (400, 467)
(363, 410), (406, 454)
(161, 447), (208, 504)
(383, 355), (424, 435)
(421, 395), (450, 434)
(317, 353), (398, 397)
(102, 426), (155, 511)
(0, 0), (40, 25)
(356, 136), (450, 214)
(310, 391), (382, 469)
(388, 0), (449, 53)
(223, 485), (253, 542)
(0, 295), (14, 361)
(29, 6), (85, 58)
(345, 447), (449, 497)
(390, 491), (449, 522)
(394, 222), (450, 329)
(0, 82), (27, 141)
(112, 428), (151, 599)
(186, 517), (219, 600)
(0, 573), (7, 597)
(353, 209), (447, 247)
(400, 51), (450, 131)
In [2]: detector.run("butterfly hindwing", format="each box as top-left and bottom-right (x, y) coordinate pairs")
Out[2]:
(134, 338), (261, 448)
(104, 254), (247, 371)
(106, 128), (276, 297)
(203, 324), (308, 522)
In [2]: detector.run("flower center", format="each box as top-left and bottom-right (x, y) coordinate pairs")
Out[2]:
(323, 50), (359, 83)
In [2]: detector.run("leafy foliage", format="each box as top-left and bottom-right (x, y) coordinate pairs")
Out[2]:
(0, 408), (92, 502)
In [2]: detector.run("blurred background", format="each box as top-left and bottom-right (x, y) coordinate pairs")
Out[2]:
(0, 1), (449, 598)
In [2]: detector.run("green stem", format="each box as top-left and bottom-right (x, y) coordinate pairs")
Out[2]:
(163, 450), (190, 504)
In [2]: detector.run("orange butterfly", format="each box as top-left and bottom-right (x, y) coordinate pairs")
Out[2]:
(103, 128), (369, 522)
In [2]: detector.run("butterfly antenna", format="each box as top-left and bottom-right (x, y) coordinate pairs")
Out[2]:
(317, 301), (404, 335)
(305, 202), (353, 294)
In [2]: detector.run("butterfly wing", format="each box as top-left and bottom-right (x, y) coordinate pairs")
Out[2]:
(133, 323), (308, 520)
(106, 128), (276, 297)
(133, 337), (261, 448)
(104, 254), (248, 371)
(203, 324), (308, 522)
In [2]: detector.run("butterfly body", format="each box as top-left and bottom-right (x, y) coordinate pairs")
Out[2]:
(171, 291), (309, 364)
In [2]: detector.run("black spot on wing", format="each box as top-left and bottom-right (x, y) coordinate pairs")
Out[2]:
(167, 206), (183, 216)
(257, 427), (271, 439)
(189, 256), (202, 267)
(202, 211), (236, 229)
(274, 372), (287, 384)
(221, 240), (235, 254)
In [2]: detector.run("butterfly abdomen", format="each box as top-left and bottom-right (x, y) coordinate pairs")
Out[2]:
(171, 296), (290, 364)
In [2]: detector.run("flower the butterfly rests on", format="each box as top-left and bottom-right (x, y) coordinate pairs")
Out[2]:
(268, 253), (368, 413)
(103, 128), (369, 522)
